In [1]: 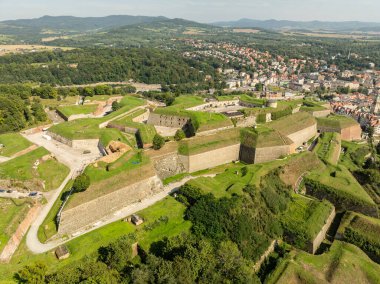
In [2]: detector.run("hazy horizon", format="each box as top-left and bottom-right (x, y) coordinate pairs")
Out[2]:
(0, 0), (379, 23)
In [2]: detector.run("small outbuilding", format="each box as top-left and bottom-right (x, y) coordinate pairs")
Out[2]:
(131, 214), (144, 226)
(55, 245), (70, 260)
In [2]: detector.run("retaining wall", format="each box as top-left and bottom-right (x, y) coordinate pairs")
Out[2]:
(309, 207), (336, 254)
(179, 144), (240, 173)
(147, 113), (189, 128)
(153, 153), (186, 179)
(59, 176), (163, 235)
(287, 124), (317, 148)
(318, 124), (362, 141)
(254, 144), (294, 164)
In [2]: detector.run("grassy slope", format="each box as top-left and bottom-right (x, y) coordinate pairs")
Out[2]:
(314, 132), (341, 165)
(57, 104), (98, 117)
(269, 112), (316, 136)
(0, 198), (31, 253)
(0, 197), (191, 282)
(240, 126), (293, 148)
(317, 114), (358, 129)
(0, 133), (33, 157)
(178, 128), (240, 155)
(267, 241), (380, 284)
(37, 159), (70, 191)
(307, 165), (375, 206)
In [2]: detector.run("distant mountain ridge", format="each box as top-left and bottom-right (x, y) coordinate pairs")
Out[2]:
(212, 18), (380, 32)
(0, 15), (169, 32)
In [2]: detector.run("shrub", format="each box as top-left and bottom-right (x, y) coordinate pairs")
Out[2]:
(153, 134), (165, 150)
(174, 129), (186, 141)
(73, 173), (90, 193)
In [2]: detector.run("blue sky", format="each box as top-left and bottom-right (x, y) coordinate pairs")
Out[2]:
(0, 0), (379, 22)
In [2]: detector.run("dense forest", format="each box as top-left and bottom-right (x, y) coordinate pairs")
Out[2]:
(0, 48), (218, 85)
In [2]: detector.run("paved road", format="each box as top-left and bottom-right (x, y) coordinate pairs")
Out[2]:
(21, 131), (101, 254)
(25, 174), (215, 254)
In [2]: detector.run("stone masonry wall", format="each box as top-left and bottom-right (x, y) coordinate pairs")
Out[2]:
(153, 153), (186, 179)
(341, 125), (362, 141)
(287, 124), (317, 148)
(179, 144), (240, 173)
(254, 144), (294, 164)
(310, 207), (336, 254)
(147, 113), (189, 128)
(59, 176), (163, 235)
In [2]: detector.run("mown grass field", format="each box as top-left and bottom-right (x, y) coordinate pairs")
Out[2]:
(57, 104), (98, 118)
(37, 159), (70, 191)
(0, 198), (32, 254)
(0, 133), (33, 157)
(267, 241), (380, 284)
(0, 197), (191, 283)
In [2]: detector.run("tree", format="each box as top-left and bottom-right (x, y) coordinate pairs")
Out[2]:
(153, 134), (165, 150)
(31, 102), (47, 122)
(111, 101), (121, 112)
(16, 262), (47, 284)
(98, 236), (133, 272)
(73, 173), (90, 193)
(174, 129), (186, 141)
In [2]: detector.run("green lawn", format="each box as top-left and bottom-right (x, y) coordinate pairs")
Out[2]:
(0, 133), (33, 157)
(0, 147), (69, 192)
(37, 159), (70, 191)
(0, 198), (31, 254)
(57, 104), (98, 118)
(269, 112), (316, 136)
(0, 197), (191, 282)
(0, 147), (49, 181)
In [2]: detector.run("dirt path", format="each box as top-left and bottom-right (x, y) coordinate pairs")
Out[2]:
(0, 204), (41, 263)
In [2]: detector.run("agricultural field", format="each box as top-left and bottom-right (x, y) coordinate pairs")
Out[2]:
(56, 104), (98, 118)
(0, 198), (32, 253)
(0, 196), (191, 282)
(0, 147), (69, 192)
(0, 44), (72, 56)
(314, 132), (342, 165)
(178, 128), (240, 155)
(267, 241), (380, 284)
(0, 133), (33, 157)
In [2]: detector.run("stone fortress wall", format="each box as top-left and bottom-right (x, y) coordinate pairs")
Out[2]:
(147, 113), (189, 128)
(309, 207), (336, 254)
(318, 124), (362, 141)
(253, 144), (295, 164)
(179, 144), (241, 173)
(59, 176), (163, 235)
(287, 124), (318, 148)
(47, 131), (102, 151)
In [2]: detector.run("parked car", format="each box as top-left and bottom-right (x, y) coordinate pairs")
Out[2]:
(29, 192), (38, 197)
(0, 189), (5, 193)
(6, 190), (13, 193)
